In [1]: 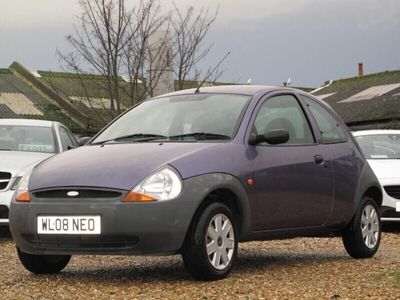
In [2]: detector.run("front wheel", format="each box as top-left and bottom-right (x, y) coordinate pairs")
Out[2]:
(17, 248), (71, 274)
(182, 202), (238, 281)
(342, 197), (381, 258)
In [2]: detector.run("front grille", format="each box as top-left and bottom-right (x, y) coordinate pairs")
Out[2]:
(381, 209), (400, 218)
(0, 205), (9, 219)
(384, 186), (400, 200)
(0, 172), (11, 190)
(33, 189), (123, 199)
(23, 234), (139, 250)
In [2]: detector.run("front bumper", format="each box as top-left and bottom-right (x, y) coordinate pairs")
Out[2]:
(381, 206), (400, 222)
(9, 181), (205, 255)
(380, 180), (400, 222)
(0, 190), (14, 225)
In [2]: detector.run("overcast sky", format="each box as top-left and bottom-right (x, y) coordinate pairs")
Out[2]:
(1, 0), (399, 87)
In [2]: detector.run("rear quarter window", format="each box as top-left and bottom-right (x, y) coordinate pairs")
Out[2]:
(301, 95), (347, 144)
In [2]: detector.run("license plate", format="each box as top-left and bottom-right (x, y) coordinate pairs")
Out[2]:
(396, 202), (400, 212)
(37, 216), (101, 234)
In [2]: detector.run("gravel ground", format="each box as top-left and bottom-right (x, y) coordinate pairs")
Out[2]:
(1, 226), (400, 299)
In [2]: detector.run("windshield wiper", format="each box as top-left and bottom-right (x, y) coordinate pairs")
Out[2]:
(168, 132), (231, 141)
(91, 133), (167, 145)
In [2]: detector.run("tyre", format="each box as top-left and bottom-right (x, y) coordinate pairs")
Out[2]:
(342, 197), (381, 258)
(17, 248), (71, 274)
(182, 202), (238, 281)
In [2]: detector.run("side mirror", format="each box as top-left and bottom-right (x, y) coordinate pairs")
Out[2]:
(78, 136), (91, 146)
(249, 129), (289, 145)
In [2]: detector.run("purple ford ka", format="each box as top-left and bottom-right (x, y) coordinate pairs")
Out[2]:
(10, 85), (382, 280)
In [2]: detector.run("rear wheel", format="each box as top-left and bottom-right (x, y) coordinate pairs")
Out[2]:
(182, 202), (238, 281)
(17, 248), (71, 274)
(342, 197), (381, 258)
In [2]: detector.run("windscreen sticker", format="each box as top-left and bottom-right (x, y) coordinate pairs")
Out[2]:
(18, 144), (54, 153)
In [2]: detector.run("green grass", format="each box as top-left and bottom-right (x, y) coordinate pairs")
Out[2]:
(372, 271), (400, 285)
(394, 272), (400, 284)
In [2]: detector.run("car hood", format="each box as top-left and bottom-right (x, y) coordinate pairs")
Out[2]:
(0, 151), (53, 176)
(367, 159), (400, 179)
(29, 143), (220, 191)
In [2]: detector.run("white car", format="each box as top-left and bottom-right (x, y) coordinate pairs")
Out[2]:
(353, 130), (400, 221)
(0, 119), (79, 225)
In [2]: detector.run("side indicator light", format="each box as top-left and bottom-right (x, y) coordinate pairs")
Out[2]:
(247, 178), (254, 186)
(16, 192), (31, 202)
(123, 191), (157, 202)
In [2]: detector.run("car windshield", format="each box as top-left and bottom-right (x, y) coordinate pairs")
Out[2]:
(0, 125), (56, 153)
(355, 134), (400, 159)
(91, 93), (251, 144)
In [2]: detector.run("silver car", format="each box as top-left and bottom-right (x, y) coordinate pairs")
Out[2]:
(0, 119), (79, 224)
(353, 130), (400, 221)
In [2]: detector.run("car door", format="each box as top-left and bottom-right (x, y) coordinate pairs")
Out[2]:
(248, 93), (334, 230)
(299, 95), (362, 225)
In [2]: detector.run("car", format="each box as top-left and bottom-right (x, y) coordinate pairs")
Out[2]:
(0, 118), (80, 225)
(9, 86), (382, 280)
(353, 130), (400, 221)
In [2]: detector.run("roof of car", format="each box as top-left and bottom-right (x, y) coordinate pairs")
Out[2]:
(0, 118), (55, 127)
(352, 129), (400, 136)
(154, 85), (298, 98)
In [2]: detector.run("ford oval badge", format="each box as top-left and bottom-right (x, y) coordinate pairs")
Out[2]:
(67, 191), (79, 197)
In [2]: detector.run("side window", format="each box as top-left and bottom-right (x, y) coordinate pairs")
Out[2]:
(253, 95), (314, 145)
(301, 96), (347, 144)
(59, 127), (76, 151)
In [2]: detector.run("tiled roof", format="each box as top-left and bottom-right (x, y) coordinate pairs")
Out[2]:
(0, 66), (82, 131)
(339, 83), (400, 103)
(0, 92), (44, 115)
(313, 70), (400, 128)
(0, 104), (18, 118)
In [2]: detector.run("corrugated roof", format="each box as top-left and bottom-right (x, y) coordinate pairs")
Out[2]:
(0, 93), (44, 115)
(315, 92), (336, 100)
(0, 74), (22, 93)
(0, 104), (18, 118)
(312, 70), (400, 127)
(339, 83), (400, 103)
(0, 67), (82, 131)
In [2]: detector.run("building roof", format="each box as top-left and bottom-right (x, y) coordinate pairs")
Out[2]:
(312, 70), (400, 129)
(0, 64), (83, 131)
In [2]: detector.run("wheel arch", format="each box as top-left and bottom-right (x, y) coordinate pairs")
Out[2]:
(362, 186), (382, 207)
(353, 162), (383, 213)
(183, 173), (252, 243)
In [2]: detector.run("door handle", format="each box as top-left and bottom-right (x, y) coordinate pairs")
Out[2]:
(314, 155), (324, 164)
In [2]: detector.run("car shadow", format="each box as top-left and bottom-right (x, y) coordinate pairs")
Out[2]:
(54, 248), (351, 283)
(382, 223), (400, 233)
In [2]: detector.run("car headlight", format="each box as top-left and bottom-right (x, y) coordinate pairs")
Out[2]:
(11, 177), (22, 190)
(123, 166), (183, 202)
(15, 169), (33, 202)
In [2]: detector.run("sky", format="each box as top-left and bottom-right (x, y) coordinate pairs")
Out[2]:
(1, 0), (400, 88)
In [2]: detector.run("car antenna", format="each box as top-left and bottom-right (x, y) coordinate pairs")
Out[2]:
(194, 51), (231, 94)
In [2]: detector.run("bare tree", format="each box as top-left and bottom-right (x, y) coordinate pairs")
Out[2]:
(58, 0), (228, 127)
(59, 0), (136, 118)
(171, 3), (228, 90)
(122, 0), (171, 105)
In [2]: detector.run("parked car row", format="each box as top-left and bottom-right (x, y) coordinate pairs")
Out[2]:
(1, 85), (399, 280)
